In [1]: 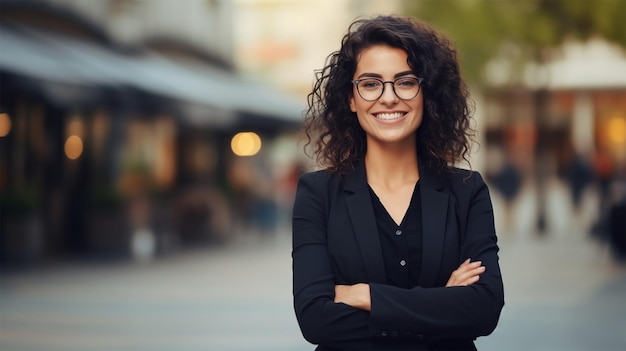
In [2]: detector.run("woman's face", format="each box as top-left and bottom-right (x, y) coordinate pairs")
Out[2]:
(349, 45), (423, 149)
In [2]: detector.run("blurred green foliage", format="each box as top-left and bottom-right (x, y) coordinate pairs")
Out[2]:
(406, 0), (626, 84)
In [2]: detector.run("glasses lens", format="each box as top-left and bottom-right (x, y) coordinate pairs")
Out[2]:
(357, 79), (383, 101)
(394, 77), (421, 100)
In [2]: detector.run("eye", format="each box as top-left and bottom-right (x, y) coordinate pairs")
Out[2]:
(395, 77), (418, 88)
(359, 79), (382, 90)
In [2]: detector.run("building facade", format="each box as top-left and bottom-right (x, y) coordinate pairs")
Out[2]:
(0, 0), (303, 265)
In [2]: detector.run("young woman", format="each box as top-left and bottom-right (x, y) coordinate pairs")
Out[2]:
(292, 15), (504, 350)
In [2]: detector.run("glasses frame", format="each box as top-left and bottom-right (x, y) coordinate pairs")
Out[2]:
(351, 77), (424, 102)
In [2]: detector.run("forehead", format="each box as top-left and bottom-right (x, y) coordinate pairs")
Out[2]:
(354, 45), (410, 75)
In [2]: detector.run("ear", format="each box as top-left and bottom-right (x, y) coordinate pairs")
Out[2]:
(349, 94), (357, 112)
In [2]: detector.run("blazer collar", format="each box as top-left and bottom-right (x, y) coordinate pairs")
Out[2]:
(344, 159), (449, 287)
(417, 162), (449, 287)
(344, 159), (387, 283)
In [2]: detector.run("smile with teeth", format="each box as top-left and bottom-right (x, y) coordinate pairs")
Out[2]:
(373, 112), (406, 120)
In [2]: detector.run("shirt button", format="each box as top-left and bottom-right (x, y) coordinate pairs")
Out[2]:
(395, 229), (402, 236)
(400, 259), (406, 266)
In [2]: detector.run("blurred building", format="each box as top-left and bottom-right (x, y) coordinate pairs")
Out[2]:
(0, 0), (305, 266)
(482, 38), (626, 237)
(233, 0), (405, 98)
(484, 39), (625, 170)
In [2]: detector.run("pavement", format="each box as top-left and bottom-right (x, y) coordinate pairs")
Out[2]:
(1, 226), (624, 351)
(476, 233), (625, 351)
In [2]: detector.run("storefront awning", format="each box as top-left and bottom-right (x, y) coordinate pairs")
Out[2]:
(0, 23), (304, 128)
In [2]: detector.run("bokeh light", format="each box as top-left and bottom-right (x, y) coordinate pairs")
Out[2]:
(607, 116), (626, 143)
(0, 113), (12, 137)
(64, 135), (83, 160)
(231, 132), (262, 156)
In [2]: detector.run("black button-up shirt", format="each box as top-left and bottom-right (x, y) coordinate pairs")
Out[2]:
(368, 181), (423, 288)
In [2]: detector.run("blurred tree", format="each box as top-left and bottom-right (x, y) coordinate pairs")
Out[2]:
(406, 0), (626, 84)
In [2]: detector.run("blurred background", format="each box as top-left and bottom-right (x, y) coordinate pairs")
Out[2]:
(0, 0), (624, 350)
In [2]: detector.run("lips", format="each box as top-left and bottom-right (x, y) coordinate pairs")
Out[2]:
(373, 112), (406, 120)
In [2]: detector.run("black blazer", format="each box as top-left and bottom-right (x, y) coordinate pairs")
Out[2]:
(292, 160), (505, 350)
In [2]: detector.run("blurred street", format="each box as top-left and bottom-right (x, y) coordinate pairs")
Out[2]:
(0, 230), (307, 351)
(1, 225), (624, 351)
(1, 1), (625, 350)
(477, 234), (625, 351)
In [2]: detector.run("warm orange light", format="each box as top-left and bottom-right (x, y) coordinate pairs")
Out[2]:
(231, 132), (262, 156)
(0, 113), (11, 137)
(65, 135), (84, 160)
(607, 117), (626, 144)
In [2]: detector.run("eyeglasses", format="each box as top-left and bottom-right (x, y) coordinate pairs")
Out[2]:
(351, 77), (424, 101)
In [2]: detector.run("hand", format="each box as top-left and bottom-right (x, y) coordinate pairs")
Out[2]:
(334, 283), (371, 311)
(446, 259), (485, 287)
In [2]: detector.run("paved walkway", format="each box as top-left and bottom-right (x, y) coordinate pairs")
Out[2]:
(0, 233), (309, 351)
(1, 228), (624, 351)
(477, 234), (625, 351)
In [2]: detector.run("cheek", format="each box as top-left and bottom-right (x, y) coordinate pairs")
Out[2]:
(414, 96), (425, 114)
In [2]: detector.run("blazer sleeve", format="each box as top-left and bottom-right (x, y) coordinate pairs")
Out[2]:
(368, 171), (505, 342)
(292, 172), (372, 348)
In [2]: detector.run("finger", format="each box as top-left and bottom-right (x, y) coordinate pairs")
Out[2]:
(461, 274), (481, 286)
(446, 261), (486, 287)
(459, 259), (481, 269)
(460, 265), (485, 279)
(469, 261), (483, 268)
(456, 261), (482, 276)
(451, 265), (485, 285)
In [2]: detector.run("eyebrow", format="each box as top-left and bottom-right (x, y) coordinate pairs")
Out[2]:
(356, 70), (416, 79)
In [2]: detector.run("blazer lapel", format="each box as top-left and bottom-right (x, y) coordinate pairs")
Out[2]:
(344, 160), (387, 284)
(419, 166), (449, 287)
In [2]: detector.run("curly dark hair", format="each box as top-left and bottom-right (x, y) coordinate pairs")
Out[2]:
(304, 15), (475, 175)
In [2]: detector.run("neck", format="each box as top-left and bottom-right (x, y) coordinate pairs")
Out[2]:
(364, 141), (419, 190)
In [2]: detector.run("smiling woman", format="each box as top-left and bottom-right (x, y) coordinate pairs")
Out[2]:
(293, 15), (504, 351)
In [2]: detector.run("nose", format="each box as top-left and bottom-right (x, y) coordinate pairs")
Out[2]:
(379, 81), (398, 104)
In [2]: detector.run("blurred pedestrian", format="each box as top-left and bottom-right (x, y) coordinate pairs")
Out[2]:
(565, 153), (594, 208)
(561, 150), (595, 233)
(492, 153), (522, 235)
(292, 15), (504, 350)
(591, 148), (616, 242)
(608, 195), (625, 262)
(606, 164), (625, 263)
(494, 158), (522, 204)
